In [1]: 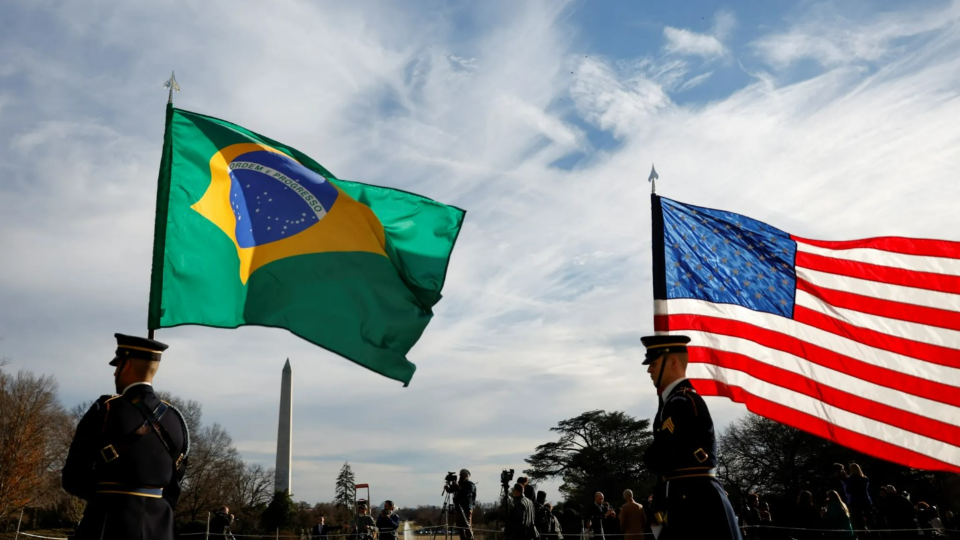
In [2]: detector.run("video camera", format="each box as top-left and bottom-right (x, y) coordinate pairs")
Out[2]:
(500, 468), (514, 487)
(442, 471), (460, 495)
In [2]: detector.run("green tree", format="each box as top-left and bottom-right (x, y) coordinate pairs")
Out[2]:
(335, 461), (356, 512)
(261, 489), (298, 533)
(524, 410), (654, 507)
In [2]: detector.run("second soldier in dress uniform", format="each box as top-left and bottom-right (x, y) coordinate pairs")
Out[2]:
(640, 335), (741, 540)
(62, 334), (189, 540)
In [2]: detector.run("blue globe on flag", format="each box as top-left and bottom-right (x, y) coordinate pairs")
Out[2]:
(227, 150), (339, 248)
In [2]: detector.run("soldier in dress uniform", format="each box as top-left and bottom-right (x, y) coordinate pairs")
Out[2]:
(639, 335), (741, 540)
(62, 333), (189, 540)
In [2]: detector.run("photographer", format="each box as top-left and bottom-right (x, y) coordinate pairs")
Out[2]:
(445, 469), (477, 540)
(353, 502), (378, 540)
(377, 500), (401, 540)
(536, 492), (563, 540)
(542, 503), (563, 540)
(507, 483), (537, 540)
(210, 506), (237, 540)
(535, 492), (550, 537)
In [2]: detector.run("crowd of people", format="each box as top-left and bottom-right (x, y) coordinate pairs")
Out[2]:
(504, 462), (958, 540)
(198, 461), (959, 540)
(738, 463), (957, 539)
(505, 476), (564, 540)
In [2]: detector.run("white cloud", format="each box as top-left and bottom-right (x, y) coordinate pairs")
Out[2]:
(662, 10), (735, 58)
(751, 2), (960, 68)
(677, 70), (714, 92)
(663, 27), (727, 58)
(3, 0), (960, 508)
(713, 10), (737, 39)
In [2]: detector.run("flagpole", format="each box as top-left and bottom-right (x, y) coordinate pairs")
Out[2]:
(649, 163), (666, 328)
(149, 72), (180, 340)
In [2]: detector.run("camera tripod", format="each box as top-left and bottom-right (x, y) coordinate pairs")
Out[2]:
(495, 482), (510, 534)
(434, 491), (455, 540)
(435, 488), (471, 540)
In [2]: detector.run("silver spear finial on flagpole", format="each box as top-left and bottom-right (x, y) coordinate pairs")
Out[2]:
(163, 71), (180, 104)
(648, 163), (659, 194)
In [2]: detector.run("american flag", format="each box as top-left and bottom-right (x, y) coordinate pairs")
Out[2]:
(652, 195), (960, 472)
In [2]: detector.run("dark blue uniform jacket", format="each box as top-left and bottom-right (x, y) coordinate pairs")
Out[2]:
(642, 379), (741, 540)
(62, 384), (188, 540)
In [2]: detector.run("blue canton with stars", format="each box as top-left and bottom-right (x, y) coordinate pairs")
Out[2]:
(661, 197), (797, 318)
(228, 150), (339, 248)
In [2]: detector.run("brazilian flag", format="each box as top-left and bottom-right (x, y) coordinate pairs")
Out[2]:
(148, 105), (465, 385)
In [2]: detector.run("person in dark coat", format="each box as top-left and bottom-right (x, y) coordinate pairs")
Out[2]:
(586, 492), (610, 539)
(758, 501), (774, 540)
(209, 506), (237, 539)
(829, 464), (850, 506)
(377, 501), (401, 540)
(602, 504), (620, 538)
(524, 484), (537, 505)
(792, 491), (821, 540)
(449, 469), (477, 540)
(311, 516), (343, 540)
(943, 511), (958, 540)
(507, 483), (537, 540)
(62, 334), (189, 540)
(845, 463), (872, 533)
(877, 486), (920, 539)
(535, 491), (550, 539)
(640, 335), (743, 540)
(742, 493), (762, 537)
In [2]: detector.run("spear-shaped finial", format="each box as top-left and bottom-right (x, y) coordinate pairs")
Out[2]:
(163, 71), (180, 104)
(648, 163), (659, 194)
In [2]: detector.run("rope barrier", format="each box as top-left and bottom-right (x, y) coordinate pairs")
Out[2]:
(739, 523), (950, 533)
(14, 533), (69, 540)
(7, 521), (953, 539)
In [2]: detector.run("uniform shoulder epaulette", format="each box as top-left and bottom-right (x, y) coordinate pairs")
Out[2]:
(90, 394), (120, 411)
(678, 387), (699, 415)
(666, 387), (699, 415)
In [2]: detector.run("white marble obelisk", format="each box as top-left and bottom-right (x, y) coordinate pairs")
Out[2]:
(274, 358), (293, 493)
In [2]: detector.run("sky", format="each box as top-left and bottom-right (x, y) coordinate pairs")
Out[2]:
(2, 0), (960, 509)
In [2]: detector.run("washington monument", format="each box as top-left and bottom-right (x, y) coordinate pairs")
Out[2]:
(275, 358), (292, 493)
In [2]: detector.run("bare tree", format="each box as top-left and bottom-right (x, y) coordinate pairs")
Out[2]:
(717, 413), (828, 501)
(0, 362), (69, 521)
(178, 422), (243, 522)
(226, 462), (275, 514)
(156, 390), (203, 437)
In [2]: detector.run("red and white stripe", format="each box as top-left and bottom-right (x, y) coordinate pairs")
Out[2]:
(655, 236), (960, 472)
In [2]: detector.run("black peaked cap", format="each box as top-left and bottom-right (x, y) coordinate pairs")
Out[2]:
(110, 333), (169, 365)
(640, 334), (691, 365)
